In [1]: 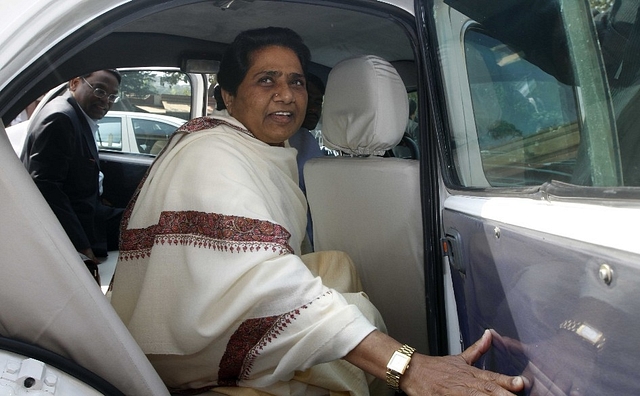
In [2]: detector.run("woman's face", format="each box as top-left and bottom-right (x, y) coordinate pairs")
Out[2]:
(223, 46), (307, 145)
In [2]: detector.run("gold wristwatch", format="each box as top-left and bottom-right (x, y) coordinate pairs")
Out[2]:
(386, 344), (416, 392)
(559, 320), (606, 349)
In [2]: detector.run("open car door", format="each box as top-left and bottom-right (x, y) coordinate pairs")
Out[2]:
(420, 0), (640, 394)
(0, 1), (169, 394)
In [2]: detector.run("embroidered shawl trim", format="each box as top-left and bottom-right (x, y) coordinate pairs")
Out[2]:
(120, 116), (256, 233)
(120, 210), (293, 260)
(166, 292), (332, 394)
(218, 291), (332, 386)
(119, 116), (292, 260)
(175, 116), (254, 139)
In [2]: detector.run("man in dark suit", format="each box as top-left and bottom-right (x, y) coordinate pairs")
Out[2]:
(21, 69), (123, 270)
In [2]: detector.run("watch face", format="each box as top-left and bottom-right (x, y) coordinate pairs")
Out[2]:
(388, 351), (411, 374)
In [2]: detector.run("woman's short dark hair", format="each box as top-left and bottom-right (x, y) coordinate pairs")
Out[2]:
(213, 84), (225, 111)
(217, 27), (311, 96)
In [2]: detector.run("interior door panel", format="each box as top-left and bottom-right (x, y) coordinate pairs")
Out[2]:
(443, 207), (640, 395)
(100, 152), (151, 209)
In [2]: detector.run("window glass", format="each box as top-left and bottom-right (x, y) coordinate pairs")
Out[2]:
(445, 2), (632, 190)
(596, 0), (640, 186)
(464, 29), (580, 187)
(132, 117), (181, 155)
(111, 70), (191, 120)
(392, 92), (420, 159)
(100, 70), (191, 155)
(96, 117), (122, 151)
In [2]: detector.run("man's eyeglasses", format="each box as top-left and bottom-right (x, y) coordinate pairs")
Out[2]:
(81, 77), (120, 103)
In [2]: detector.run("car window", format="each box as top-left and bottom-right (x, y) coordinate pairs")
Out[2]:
(113, 70), (192, 120)
(132, 117), (176, 155)
(97, 116), (123, 151)
(392, 92), (420, 159)
(597, 0), (640, 187)
(462, 29), (580, 187)
(443, 1), (640, 191)
(99, 70), (192, 156)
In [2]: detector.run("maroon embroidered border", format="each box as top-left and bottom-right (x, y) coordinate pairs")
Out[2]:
(218, 310), (303, 385)
(176, 116), (254, 139)
(166, 309), (303, 392)
(176, 117), (224, 133)
(119, 116), (259, 239)
(120, 211), (293, 260)
(216, 291), (332, 386)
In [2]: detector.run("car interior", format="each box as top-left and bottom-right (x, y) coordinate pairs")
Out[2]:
(0, 1), (430, 395)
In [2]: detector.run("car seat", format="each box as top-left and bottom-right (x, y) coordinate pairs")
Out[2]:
(0, 125), (169, 395)
(304, 55), (428, 353)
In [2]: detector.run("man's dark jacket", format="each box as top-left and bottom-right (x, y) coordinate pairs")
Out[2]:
(21, 92), (111, 255)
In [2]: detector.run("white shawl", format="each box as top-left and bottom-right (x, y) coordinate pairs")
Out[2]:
(110, 115), (376, 394)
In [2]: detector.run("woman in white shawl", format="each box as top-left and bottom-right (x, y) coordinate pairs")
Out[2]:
(110, 27), (524, 396)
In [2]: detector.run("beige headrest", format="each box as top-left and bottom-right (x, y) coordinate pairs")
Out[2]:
(321, 55), (409, 156)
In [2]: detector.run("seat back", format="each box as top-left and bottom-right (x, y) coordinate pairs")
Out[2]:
(304, 55), (428, 352)
(0, 125), (169, 395)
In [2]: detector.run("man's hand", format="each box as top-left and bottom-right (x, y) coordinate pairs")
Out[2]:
(78, 248), (101, 285)
(79, 247), (99, 264)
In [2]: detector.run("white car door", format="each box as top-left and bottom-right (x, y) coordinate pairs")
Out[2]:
(0, 2), (169, 395)
(419, 0), (640, 394)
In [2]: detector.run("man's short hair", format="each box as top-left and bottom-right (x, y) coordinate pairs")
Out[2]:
(82, 69), (122, 84)
(105, 69), (122, 84)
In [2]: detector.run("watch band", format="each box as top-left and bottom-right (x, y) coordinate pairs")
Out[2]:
(386, 344), (416, 392)
(559, 320), (605, 349)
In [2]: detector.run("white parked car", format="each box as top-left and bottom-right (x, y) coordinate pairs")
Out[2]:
(7, 110), (185, 156)
(1, 0), (639, 395)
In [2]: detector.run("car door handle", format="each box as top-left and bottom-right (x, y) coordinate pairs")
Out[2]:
(442, 228), (466, 276)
